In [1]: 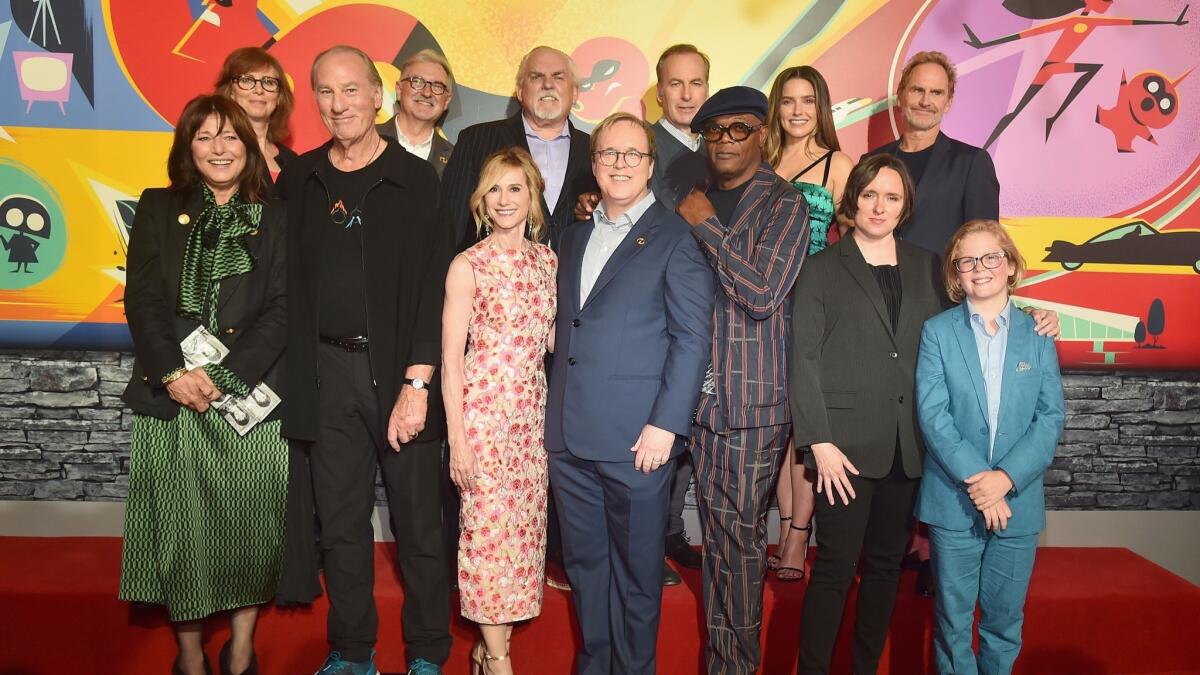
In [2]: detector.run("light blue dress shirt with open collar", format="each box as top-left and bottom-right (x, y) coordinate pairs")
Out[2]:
(966, 298), (1012, 460)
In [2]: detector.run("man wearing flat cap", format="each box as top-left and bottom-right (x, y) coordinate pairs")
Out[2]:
(676, 85), (811, 675)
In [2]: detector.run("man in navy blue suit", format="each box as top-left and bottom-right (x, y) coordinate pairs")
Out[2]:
(545, 111), (714, 675)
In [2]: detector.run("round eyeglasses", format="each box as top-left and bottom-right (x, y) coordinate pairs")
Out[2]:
(952, 251), (1007, 273)
(699, 122), (763, 143)
(401, 76), (449, 96)
(232, 75), (281, 92)
(592, 150), (650, 167)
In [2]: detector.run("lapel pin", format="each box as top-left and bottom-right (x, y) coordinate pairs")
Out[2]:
(440, 156), (448, 164)
(248, 228), (259, 236)
(1016, 361), (1032, 372)
(635, 237), (646, 246)
(178, 213), (190, 225)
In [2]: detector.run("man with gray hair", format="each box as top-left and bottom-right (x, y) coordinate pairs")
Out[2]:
(439, 45), (597, 251)
(376, 49), (455, 178)
(279, 44), (453, 675)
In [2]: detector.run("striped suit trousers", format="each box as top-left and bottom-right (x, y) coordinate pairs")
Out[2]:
(691, 417), (790, 675)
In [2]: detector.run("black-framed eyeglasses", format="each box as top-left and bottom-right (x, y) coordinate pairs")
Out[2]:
(401, 76), (449, 96)
(952, 251), (1007, 273)
(592, 149), (651, 167)
(700, 122), (762, 143)
(232, 74), (281, 92)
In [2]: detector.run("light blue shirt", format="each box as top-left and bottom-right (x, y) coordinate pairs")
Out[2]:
(522, 115), (571, 214)
(580, 191), (656, 306)
(967, 299), (1011, 460)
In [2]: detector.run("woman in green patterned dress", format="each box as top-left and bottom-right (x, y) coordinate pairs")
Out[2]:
(763, 65), (855, 582)
(120, 94), (288, 675)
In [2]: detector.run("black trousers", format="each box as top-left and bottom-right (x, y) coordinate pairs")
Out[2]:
(310, 343), (451, 664)
(798, 450), (918, 675)
(666, 451), (695, 537)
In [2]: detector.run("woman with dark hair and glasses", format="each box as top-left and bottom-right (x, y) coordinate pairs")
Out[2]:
(215, 47), (296, 184)
(789, 153), (948, 675)
(119, 94), (287, 675)
(762, 65), (855, 583)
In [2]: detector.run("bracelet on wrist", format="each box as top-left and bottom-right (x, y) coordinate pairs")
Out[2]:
(161, 367), (188, 385)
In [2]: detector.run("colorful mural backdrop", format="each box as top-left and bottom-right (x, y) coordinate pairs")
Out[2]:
(0, 0), (1196, 367)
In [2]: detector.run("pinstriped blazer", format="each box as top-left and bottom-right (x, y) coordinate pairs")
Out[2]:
(438, 113), (597, 252)
(692, 163), (810, 431)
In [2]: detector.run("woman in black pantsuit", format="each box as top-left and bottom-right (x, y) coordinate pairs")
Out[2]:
(789, 154), (949, 675)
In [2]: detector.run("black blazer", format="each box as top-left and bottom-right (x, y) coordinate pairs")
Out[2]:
(376, 116), (454, 179)
(439, 112), (597, 251)
(263, 143), (298, 198)
(788, 235), (950, 479)
(122, 187), (287, 421)
(277, 138), (454, 444)
(867, 131), (999, 256)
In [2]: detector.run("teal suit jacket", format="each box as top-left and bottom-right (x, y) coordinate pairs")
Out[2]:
(915, 303), (1065, 537)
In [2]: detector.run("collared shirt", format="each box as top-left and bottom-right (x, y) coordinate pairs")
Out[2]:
(393, 116), (434, 160)
(523, 115), (571, 214)
(967, 299), (1012, 460)
(580, 191), (656, 305)
(657, 119), (701, 152)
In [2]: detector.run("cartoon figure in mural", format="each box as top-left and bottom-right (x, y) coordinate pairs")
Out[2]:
(1096, 69), (1192, 152)
(571, 37), (649, 123)
(962, 0), (1190, 150)
(0, 195), (51, 273)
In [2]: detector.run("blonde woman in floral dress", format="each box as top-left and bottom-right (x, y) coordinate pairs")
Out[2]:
(441, 147), (557, 675)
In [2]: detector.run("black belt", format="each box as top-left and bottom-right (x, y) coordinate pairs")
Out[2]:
(320, 335), (369, 352)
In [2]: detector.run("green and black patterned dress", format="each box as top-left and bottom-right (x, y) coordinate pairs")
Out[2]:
(789, 149), (839, 255)
(119, 187), (288, 622)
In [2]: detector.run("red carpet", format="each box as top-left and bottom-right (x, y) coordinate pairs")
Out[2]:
(1, 537), (1198, 674)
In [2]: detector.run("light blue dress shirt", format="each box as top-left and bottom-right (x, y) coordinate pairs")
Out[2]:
(967, 299), (1012, 460)
(580, 191), (656, 306)
(522, 116), (571, 214)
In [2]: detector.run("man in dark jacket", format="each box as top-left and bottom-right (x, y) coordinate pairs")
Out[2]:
(439, 45), (597, 251)
(278, 45), (454, 675)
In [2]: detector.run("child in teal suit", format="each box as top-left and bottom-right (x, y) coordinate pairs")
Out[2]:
(915, 220), (1065, 675)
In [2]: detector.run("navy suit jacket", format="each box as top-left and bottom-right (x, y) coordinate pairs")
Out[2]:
(867, 132), (999, 256)
(915, 304), (1065, 536)
(545, 200), (715, 462)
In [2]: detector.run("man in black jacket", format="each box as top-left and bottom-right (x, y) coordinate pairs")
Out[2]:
(278, 45), (454, 675)
(439, 45), (597, 251)
(866, 50), (1000, 256)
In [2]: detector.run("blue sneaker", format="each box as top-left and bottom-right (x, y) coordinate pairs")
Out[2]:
(406, 658), (442, 674)
(314, 650), (378, 675)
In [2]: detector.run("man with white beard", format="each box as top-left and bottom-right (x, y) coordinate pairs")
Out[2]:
(440, 45), (597, 251)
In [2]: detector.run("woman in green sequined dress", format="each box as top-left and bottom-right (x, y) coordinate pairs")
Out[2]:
(764, 66), (855, 582)
(120, 94), (287, 675)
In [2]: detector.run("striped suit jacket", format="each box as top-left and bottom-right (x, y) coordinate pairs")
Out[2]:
(438, 112), (597, 251)
(692, 162), (810, 431)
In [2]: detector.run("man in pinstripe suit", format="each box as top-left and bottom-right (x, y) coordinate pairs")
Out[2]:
(676, 87), (811, 675)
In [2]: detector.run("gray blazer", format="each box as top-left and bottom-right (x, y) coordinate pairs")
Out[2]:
(650, 120), (710, 209)
(376, 115), (454, 179)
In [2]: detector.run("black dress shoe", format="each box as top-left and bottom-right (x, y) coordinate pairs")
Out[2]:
(219, 640), (257, 675)
(662, 560), (682, 586)
(665, 532), (702, 570)
(916, 559), (935, 598)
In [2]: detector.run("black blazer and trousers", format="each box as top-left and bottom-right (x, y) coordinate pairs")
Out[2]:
(123, 187), (286, 418)
(789, 234), (950, 674)
(439, 112), (597, 251)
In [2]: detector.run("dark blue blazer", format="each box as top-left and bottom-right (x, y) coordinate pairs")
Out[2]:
(545, 200), (715, 462)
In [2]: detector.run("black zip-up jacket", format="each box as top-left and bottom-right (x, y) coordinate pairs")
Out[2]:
(277, 137), (453, 443)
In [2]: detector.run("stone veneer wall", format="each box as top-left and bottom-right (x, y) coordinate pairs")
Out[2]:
(0, 351), (1197, 508)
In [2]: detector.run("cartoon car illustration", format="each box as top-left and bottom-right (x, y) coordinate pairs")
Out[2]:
(1043, 221), (1200, 273)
